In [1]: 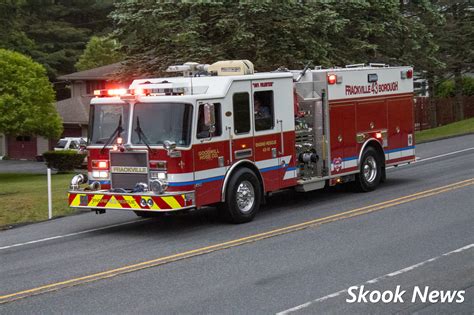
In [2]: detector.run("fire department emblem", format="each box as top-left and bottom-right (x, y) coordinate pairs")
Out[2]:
(333, 157), (343, 172)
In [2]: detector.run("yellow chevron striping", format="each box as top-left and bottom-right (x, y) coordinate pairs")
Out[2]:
(108, 196), (123, 209)
(88, 194), (104, 207)
(162, 196), (181, 209)
(122, 195), (141, 209)
(69, 194), (82, 207)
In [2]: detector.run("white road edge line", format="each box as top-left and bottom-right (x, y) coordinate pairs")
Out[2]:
(276, 243), (474, 315)
(0, 219), (148, 250)
(417, 147), (474, 162)
(387, 147), (474, 170)
(1, 147), (473, 251)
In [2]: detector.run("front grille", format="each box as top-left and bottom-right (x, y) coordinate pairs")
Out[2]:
(110, 151), (148, 189)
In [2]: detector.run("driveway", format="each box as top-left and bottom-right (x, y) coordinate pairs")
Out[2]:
(0, 160), (49, 174)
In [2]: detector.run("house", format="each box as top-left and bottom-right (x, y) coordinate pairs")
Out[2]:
(0, 63), (124, 160)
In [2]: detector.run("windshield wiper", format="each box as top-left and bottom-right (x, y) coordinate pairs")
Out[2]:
(134, 116), (153, 152)
(100, 115), (123, 153)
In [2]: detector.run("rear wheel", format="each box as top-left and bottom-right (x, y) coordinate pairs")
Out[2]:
(220, 168), (261, 224)
(354, 147), (382, 192)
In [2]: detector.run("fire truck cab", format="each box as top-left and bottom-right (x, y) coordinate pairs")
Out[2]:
(68, 60), (415, 223)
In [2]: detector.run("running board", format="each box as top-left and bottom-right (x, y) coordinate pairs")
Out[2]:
(295, 178), (326, 192)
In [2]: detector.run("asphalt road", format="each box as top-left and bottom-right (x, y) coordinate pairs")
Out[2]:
(1, 134), (473, 314)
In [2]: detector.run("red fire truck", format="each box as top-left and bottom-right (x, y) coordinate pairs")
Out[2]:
(68, 60), (415, 223)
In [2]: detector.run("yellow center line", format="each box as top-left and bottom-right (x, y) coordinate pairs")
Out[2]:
(1, 178), (473, 304)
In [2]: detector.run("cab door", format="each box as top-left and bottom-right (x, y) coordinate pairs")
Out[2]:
(251, 80), (279, 192)
(228, 81), (254, 164)
(192, 99), (228, 206)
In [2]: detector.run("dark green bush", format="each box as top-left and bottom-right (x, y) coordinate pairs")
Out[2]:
(43, 150), (85, 172)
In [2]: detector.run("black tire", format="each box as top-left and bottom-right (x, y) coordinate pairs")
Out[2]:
(354, 147), (382, 192)
(220, 168), (261, 224)
(133, 211), (164, 218)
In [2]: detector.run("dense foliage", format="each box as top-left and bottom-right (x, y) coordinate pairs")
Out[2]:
(43, 150), (85, 172)
(111, 1), (448, 76)
(75, 36), (124, 71)
(0, 0), (115, 80)
(0, 49), (63, 138)
(436, 77), (474, 98)
(0, 0), (472, 132)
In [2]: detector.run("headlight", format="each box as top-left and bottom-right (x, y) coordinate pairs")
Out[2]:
(150, 171), (167, 180)
(92, 170), (109, 178)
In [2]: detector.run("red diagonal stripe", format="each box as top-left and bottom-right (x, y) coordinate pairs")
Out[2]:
(114, 195), (131, 208)
(68, 193), (76, 205)
(152, 196), (171, 209)
(174, 195), (185, 207)
(97, 195), (112, 207)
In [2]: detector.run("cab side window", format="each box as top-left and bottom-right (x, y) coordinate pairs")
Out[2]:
(233, 93), (250, 134)
(197, 103), (222, 139)
(254, 90), (274, 131)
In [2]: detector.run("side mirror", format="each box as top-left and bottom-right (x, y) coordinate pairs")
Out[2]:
(203, 103), (215, 127)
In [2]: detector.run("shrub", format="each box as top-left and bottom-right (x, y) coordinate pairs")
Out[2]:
(436, 76), (474, 98)
(43, 150), (85, 172)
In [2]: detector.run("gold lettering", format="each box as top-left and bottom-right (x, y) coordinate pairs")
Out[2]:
(198, 149), (219, 161)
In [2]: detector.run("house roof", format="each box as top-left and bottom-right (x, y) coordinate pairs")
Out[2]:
(56, 97), (90, 125)
(58, 63), (123, 81)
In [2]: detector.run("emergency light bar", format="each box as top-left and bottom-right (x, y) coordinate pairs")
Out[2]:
(93, 87), (187, 98)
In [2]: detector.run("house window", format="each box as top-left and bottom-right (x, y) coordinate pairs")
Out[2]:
(86, 81), (106, 95)
(16, 136), (31, 141)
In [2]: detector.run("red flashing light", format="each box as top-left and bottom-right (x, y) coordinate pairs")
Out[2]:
(108, 89), (127, 96)
(406, 69), (413, 79)
(92, 160), (108, 169)
(328, 74), (337, 85)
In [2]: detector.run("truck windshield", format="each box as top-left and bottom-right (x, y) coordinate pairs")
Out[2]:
(88, 104), (129, 145)
(131, 102), (193, 146)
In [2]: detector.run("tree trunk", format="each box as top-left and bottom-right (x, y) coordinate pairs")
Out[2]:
(453, 68), (464, 121)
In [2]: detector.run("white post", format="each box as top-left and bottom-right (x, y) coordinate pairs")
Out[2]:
(47, 168), (52, 219)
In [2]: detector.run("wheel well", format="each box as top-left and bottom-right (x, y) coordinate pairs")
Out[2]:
(221, 161), (265, 202)
(362, 140), (386, 166)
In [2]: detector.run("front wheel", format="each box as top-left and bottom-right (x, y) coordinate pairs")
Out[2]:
(220, 168), (261, 224)
(354, 147), (382, 192)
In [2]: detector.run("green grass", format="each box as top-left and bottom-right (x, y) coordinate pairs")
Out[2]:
(0, 173), (79, 228)
(416, 117), (474, 144)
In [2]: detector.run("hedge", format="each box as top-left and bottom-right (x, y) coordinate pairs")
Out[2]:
(43, 150), (85, 172)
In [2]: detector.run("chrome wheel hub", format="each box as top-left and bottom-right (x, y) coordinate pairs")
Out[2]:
(236, 180), (255, 213)
(363, 156), (377, 183)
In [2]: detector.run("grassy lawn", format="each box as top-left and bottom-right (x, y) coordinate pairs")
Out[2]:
(416, 117), (474, 144)
(0, 173), (79, 228)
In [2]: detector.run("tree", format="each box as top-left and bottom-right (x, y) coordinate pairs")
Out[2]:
(110, 1), (345, 77)
(75, 36), (124, 71)
(0, 49), (63, 138)
(0, 0), (37, 56)
(435, 0), (474, 120)
(111, 1), (442, 78)
(0, 0), (115, 80)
